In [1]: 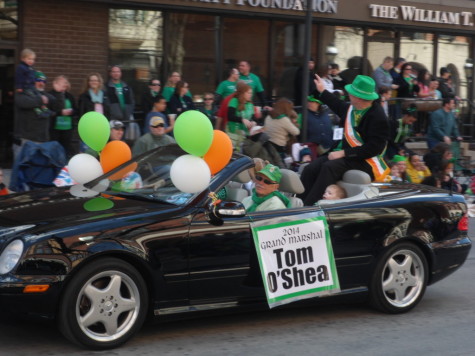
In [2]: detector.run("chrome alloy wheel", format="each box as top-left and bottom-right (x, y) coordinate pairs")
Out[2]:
(76, 270), (141, 342)
(381, 249), (425, 308)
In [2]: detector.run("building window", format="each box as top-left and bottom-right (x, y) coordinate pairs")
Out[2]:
(0, 0), (18, 40)
(223, 17), (270, 98)
(400, 31), (434, 75)
(324, 26), (364, 83)
(367, 28), (396, 74)
(165, 13), (217, 100)
(273, 22), (317, 100)
(437, 35), (471, 98)
(109, 9), (163, 102)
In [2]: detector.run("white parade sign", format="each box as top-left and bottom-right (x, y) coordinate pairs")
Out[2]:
(251, 212), (340, 308)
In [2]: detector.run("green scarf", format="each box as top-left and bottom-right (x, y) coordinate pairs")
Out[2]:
(247, 189), (291, 213)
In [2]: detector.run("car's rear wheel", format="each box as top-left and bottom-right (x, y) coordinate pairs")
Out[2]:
(58, 258), (148, 349)
(369, 243), (428, 314)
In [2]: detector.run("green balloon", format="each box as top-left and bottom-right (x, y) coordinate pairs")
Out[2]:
(78, 112), (110, 152)
(83, 197), (114, 212)
(174, 110), (214, 156)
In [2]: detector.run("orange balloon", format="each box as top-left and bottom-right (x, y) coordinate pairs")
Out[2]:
(100, 141), (133, 180)
(203, 130), (233, 175)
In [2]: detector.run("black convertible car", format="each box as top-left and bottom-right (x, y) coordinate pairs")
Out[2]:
(0, 144), (471, 349)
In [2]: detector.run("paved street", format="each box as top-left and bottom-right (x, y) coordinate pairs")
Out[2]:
(0, 221), (474, 355)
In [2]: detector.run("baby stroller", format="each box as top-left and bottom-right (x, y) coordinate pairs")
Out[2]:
(9, 141), (67, 192)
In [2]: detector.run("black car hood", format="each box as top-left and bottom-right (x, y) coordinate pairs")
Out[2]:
(0, 187), (180, 233)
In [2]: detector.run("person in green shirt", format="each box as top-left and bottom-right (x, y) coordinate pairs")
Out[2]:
(215, 68), (239, 104)
(49, 75), (77, 158)
(106, 65), (135, 122)
(238, 60), (266, 107)
(162, 72), (191, 102)
(226, 83), (256, 151)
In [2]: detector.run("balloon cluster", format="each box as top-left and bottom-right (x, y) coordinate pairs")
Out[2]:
(171, 110), (233, 193)
(68, 112), (134, 202)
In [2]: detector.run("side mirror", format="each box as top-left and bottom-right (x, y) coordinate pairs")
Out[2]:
(209, 200), (246, 220)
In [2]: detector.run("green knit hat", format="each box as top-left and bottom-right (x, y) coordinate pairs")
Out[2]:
(307, 95), (323, 104)
(257, 164), (282, 183)
(392, 155), (407, 163)
(345, 75), (379, 100)
(35, 71), (46, 82)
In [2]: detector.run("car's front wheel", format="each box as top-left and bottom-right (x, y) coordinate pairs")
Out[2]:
(58, 258), (148, 349)
(369, 243), (428, 314)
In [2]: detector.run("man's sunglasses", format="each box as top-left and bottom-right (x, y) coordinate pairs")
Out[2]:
(151, 123), (165, 128)
(255, 175), (277, 185)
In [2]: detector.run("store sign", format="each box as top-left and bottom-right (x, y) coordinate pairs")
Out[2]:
(187, 0), (338, 13)
(251, 212), (340, 308)
(369, 4), (474, 26)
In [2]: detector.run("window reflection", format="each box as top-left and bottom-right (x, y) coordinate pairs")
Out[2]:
(273, 22), (317, 100)
(400, 31), (434, 73)
(167, 13), (217, 98)
(0, 0), (17, 40)
(223, 17), (269, 98)
(325, 26), (364, 83)
(367, 28), (395, 76)
(109, 9), (163, 101)
(437, 35), (470, 98)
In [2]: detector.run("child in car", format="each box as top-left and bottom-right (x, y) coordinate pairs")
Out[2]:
(322, 184), (347, 200)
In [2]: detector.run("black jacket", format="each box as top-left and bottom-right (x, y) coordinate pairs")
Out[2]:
(168, 94), (195, 115)
(393, 75), (419, 98)
(106, 80), (135, 121)
(14, 89), (56, 142)
(48, 90), (78, 128)
(316, 90), (389, 161)
(78, 90), (111, 119)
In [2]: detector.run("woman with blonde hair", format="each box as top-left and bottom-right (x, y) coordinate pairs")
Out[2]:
(78, 72), (110, 119)
(264, 97), (300, 158)
(49, 75), (78, 158)
(226, 83), (256, 150)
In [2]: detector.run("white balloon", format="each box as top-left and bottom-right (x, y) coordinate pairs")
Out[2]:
(69, 179), (109, 198)
(170, 155), (211, 193)
(69, 184), (100, 198)
(68, 154), (104, 184)
(92, 179), (110, 192)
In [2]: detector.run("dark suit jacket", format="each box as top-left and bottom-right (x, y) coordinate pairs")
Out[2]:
(317, 90), (389, 161)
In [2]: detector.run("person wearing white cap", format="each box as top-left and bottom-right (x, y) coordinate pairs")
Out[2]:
(109, 120), (125, 141)
(132, 116), (175, 156)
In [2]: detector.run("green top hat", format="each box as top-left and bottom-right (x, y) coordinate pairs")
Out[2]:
(257, 164), (282, 183)
(344, 75), (379, 101)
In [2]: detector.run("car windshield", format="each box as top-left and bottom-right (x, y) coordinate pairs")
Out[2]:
(84, 144), (209, 206)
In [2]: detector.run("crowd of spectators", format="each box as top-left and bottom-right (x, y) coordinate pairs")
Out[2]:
(5, 48), (474, 201)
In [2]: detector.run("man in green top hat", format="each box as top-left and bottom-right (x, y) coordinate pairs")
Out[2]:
(242, 164), (291, 212)
(299, 74), (390, 205)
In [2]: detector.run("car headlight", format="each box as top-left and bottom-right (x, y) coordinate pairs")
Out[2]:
(0, 240), (24, 274)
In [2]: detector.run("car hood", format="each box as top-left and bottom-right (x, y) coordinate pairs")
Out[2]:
(0, 187), (182, 236)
